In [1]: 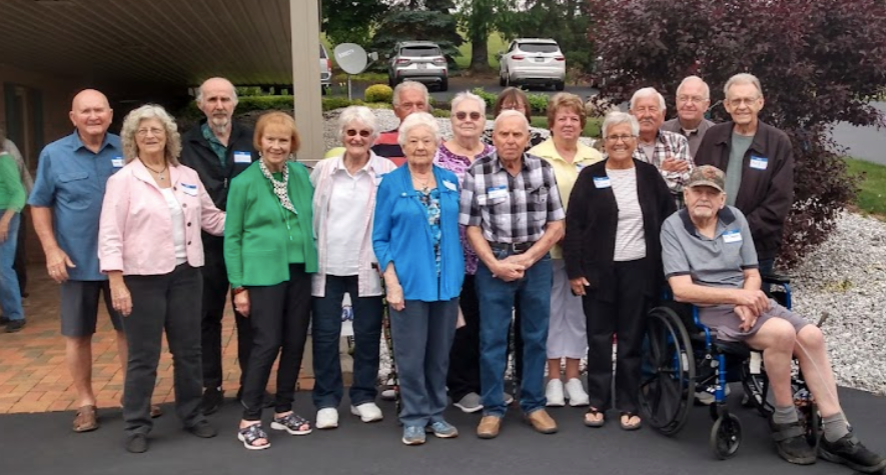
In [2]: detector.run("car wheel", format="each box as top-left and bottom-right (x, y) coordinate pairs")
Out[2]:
(499, 71), (506, 87)
(440, 78), (449, 92)
(555, 81), (565, 91)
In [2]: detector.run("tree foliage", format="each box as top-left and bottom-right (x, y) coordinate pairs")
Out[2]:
(369, 4), (463, 68)
(455, 0), (517, 72)
(587, 0), (886, 267)
(322, 0), (388, 47)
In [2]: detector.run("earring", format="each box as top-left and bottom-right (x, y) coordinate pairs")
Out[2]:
(288, 153), (296, 162)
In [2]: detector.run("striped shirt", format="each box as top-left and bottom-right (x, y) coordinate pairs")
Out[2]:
(632, 130), (694, 194)
(459, 152), (565, 243)
(607, 167), (647, 261)
(370, 129), (406, 167)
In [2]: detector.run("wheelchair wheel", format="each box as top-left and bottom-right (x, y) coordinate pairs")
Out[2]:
(639, 306), (696, 436)
(799, 399), (822, 449)
(741, 357), (773, 418)
(710, 413), (742, 460)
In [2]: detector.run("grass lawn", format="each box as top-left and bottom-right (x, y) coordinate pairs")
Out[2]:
(528, 116), (602, 138)
(845, 157), (886, 217)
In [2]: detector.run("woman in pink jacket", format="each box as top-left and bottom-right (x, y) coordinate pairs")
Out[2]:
(98, 104), (225, 454)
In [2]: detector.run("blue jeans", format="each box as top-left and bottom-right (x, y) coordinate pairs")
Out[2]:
(0, 213), (23, 322)
(389, 298), (458, 427)
(312, 275), (384, 409)
(476, 249), (552, 416)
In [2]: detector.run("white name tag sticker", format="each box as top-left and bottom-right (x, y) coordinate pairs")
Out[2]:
(722, 229), (743, 243)
(575, 163), (585, 173)
(111, 157), (124, 168)
(486, 185), (508, 200)
(593, 177), (611, 189)
(749, 155), (768, 170)
(443, 180), (457, 192)
(180, 183), (198, 196)
(233, 151), (252, 164)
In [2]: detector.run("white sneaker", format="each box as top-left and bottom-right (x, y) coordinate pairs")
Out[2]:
(316, 408), (339, 429)
(503, 392), (515, 406)
(350, 402), (383, 422)
(545, 379), (566, 407)
(564, 378), (589, 406)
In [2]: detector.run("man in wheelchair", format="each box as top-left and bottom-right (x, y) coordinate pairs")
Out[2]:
(659, 165), (885, 473)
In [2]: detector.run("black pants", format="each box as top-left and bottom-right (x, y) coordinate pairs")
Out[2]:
(583, 258), (649, 413)
(241, 264), (312, 421)
(12, 212), (26, 297)
(123, 264), (205, 436)
(200, 240), (252, 391)
(447, 275), (480, 401)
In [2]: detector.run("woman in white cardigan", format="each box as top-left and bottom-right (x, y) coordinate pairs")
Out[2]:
(310, 106), (397, 429)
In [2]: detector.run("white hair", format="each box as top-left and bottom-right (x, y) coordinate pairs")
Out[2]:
(724, 73), (763, 97)
(196, 78), (239, 105)
(120, 104), (182, 166)
(677, 75), (710, 100)
(337, 106), (379, 142)
(450, 91), (487, 116)
(602, 111), (640, 138)
(493, 109), (529, 132)
(397, 112), (440, 147)
(392, 81), (430, 107)
(630, 87), (666, 112)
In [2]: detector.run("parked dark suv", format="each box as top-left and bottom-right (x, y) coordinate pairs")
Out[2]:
(387, 41), (448, 91)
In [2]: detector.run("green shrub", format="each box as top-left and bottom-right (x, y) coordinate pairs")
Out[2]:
(431, 109), (451, 118)
(364, 84), (394, 103)
(471, 88), (498, 111)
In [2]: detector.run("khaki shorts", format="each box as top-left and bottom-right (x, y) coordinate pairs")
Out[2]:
(698, 299), (810, 342)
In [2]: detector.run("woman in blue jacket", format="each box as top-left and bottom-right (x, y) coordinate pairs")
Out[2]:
(372, 112), (465, 446)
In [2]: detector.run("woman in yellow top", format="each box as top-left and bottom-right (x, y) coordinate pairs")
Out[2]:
(527, 92), (603, 407)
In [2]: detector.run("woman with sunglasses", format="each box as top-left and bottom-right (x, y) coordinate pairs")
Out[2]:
(309, 106), (397, 430)
(434, 92), (494, 414)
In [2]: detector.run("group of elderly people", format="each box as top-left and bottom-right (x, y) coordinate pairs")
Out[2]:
(15, 75), (883, 473)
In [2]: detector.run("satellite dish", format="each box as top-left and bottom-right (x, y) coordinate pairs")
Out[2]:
(334, 43), (369, 75)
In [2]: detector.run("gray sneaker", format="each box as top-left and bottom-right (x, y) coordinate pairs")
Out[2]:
(454, 393), (483, 413)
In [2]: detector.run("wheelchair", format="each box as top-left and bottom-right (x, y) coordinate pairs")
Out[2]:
(638, 275), (821, 459)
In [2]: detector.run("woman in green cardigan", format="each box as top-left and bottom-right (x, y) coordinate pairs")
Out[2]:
(0, 131), (27, 333)
(224, 112), (318, 450)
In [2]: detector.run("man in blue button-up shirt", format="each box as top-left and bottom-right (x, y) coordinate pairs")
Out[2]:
(29, 89), (160, 432)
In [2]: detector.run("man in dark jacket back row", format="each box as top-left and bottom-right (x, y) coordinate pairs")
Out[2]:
(179, 77), (261, 414)
(695, 72), (794, 277)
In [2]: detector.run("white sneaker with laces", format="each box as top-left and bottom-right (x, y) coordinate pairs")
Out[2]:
(545, 379), (566, 407)
(564, 378), (590, 406)
(316, 408), (339, 429)
(351, 402), (384, 422)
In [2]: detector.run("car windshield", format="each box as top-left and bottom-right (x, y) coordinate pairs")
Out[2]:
(518, 43), (559, 54)
(401, 46), (441, 57)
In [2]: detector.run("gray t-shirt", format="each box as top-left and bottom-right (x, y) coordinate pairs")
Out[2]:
(607, 167), (646, 261)
(724, 133), (753, 206)
(660, 206), (758, 289)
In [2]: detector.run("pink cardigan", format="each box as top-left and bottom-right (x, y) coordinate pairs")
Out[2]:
(98, 160), (225, 276)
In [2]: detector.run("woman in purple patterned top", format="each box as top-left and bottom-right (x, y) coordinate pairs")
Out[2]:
(434, 91), (495, 414)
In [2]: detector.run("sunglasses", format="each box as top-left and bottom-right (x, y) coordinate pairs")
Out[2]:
(454, 111), (483, 121)
(346, 129), (372, 137)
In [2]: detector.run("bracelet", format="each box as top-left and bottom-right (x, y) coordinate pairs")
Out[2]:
(232, 286), (246, 295)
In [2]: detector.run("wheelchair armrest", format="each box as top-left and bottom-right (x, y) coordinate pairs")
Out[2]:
(761, 273), (791, 285)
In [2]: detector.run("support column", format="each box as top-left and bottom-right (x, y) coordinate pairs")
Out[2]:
(290, 0), (324, 164)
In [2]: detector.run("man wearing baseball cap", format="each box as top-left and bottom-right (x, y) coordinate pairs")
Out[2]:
(659, 165), (885, 473)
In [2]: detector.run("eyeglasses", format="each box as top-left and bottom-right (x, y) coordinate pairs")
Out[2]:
(501, 103), (525, 111)
(677, 95), (707, 104)
(454, 111), (483, 121)
(727, 96), (761, 107)
(398, 102), (426, 111)
(605, 135), (635, 143)
(346, 129), (372, 137)
(136, 127), (165, 137)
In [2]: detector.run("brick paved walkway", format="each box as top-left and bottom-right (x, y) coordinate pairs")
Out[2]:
(0, 266), (314, 414)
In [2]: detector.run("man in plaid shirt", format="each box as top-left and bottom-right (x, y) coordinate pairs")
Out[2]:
(460, 110), (565, 439)
(629, 87), (694, 204)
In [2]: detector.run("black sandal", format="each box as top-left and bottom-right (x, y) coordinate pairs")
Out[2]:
(271, 413), (313, 436)
(238, 424), (271, 450)
(619, 412), (642, 431)
(584, 407), (605, 428)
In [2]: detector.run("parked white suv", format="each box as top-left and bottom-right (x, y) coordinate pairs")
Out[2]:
(387, 41), (449, 91)
(499, 38), (566, 90)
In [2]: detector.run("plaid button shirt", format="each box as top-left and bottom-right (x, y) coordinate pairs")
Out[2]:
(459, 152), (565, 243)
(633, 130), (694, 194)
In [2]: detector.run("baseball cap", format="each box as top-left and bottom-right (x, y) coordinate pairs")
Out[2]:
(686, 165), (725, 193)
